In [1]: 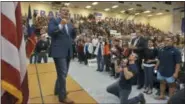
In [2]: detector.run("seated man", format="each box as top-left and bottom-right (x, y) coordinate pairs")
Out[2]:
(107, 53), (146, 104)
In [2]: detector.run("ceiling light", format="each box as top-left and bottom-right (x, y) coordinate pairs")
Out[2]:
(64, 3), (70, 6)
(143, 10), (151, 13)
(92, 2), (98, 5)
(112, 5), (118, 9)
(120, 10), (125, 13)
(147, 15), (153, 17)
(104, 8), (110, 11)
(86, 5), (91, 9)
(156, 12), (163, 15)
(135, 13), (140, 15)
(128, 8), (134, 10)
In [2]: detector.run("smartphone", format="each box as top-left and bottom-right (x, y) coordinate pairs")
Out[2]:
(154, 70), (157, 73)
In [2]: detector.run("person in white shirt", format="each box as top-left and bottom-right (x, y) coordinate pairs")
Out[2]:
(92, 35), (99, 57)
(94, 37), (104, 72)
(84, 37), (92, 65)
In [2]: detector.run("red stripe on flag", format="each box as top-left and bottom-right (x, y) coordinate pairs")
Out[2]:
(1, 13), (18, 48)
(20, 73), (29, 104)
(15, 2), (23, 49)
(1, 60), (21, 89)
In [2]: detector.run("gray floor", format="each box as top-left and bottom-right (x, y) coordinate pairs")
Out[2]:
(48, 58), (167, 104)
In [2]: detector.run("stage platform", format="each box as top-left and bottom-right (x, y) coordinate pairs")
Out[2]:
(27, 63), (97, 104)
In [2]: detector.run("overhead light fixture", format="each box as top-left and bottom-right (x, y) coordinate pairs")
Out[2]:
(120, 10), (125, 13)
(86, 5), (91, 9)
(156, 12), (163, 15)
(92, 2), (98, 5)
(112, 5), (118, 9)
(143, 10), (151, 13)
(135, 13), (140, 15)
(128, 8), (134, 10)
(64, 3), (70, 6)
(147, 14), (153, 17)
(104, 8), (110, 11)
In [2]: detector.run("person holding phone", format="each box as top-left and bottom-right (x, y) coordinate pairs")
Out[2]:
(107, 53), (146, 104)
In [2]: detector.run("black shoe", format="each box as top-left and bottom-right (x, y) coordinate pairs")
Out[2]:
(114, 76), (119, 79)
(139, 93), (146, 104)
(137, 85), (143, 90)
(110, 74), (114, 77)
(96, 69), (100, 71)
(54, 91), (58, 95)
(105, 70), (109, 72)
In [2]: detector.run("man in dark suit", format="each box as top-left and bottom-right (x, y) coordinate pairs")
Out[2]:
(130, 29), (147, 89)
(48, 6), (76, 104)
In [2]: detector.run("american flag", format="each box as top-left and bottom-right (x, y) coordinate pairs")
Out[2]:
(26, 4), (36, 58)
(1, 2), (29, 104)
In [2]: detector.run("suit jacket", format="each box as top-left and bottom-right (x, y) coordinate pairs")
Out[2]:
(131, 36), (147, 59)
(48, 17), (76, 58)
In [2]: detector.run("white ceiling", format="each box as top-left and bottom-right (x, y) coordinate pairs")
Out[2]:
(49, 1), (184, 16)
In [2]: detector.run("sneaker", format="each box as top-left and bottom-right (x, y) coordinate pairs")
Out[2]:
(139, 93), (146, 104)
(143, 88), (148, 93)
(146, 89), (153, 95)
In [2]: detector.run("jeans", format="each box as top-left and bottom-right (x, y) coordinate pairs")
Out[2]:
(144, 66), (154, 89)
(107, 81), (142, 104)
(97, 55), (104, 71)
(157, 72), (175, 83)
(37, 52), (48, 63)
(53, 57), (70, 101)
(30, 53), (38, 64)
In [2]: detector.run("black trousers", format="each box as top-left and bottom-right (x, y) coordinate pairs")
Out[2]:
(84, 52), (91, 65)
(136, 59), (144, 87)
(104, 55), (111, 71)
(78, 52), (84, 63)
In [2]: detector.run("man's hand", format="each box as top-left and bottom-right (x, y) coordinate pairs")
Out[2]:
(61, 19), (67, 25)
(129, 45), (137, 49)
(73, 23), (78, 28)
(154, 65), (158, 70)
(173, 73), (178, 79)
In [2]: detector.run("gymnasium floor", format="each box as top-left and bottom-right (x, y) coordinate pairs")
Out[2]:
(28, 58), (167, 104)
